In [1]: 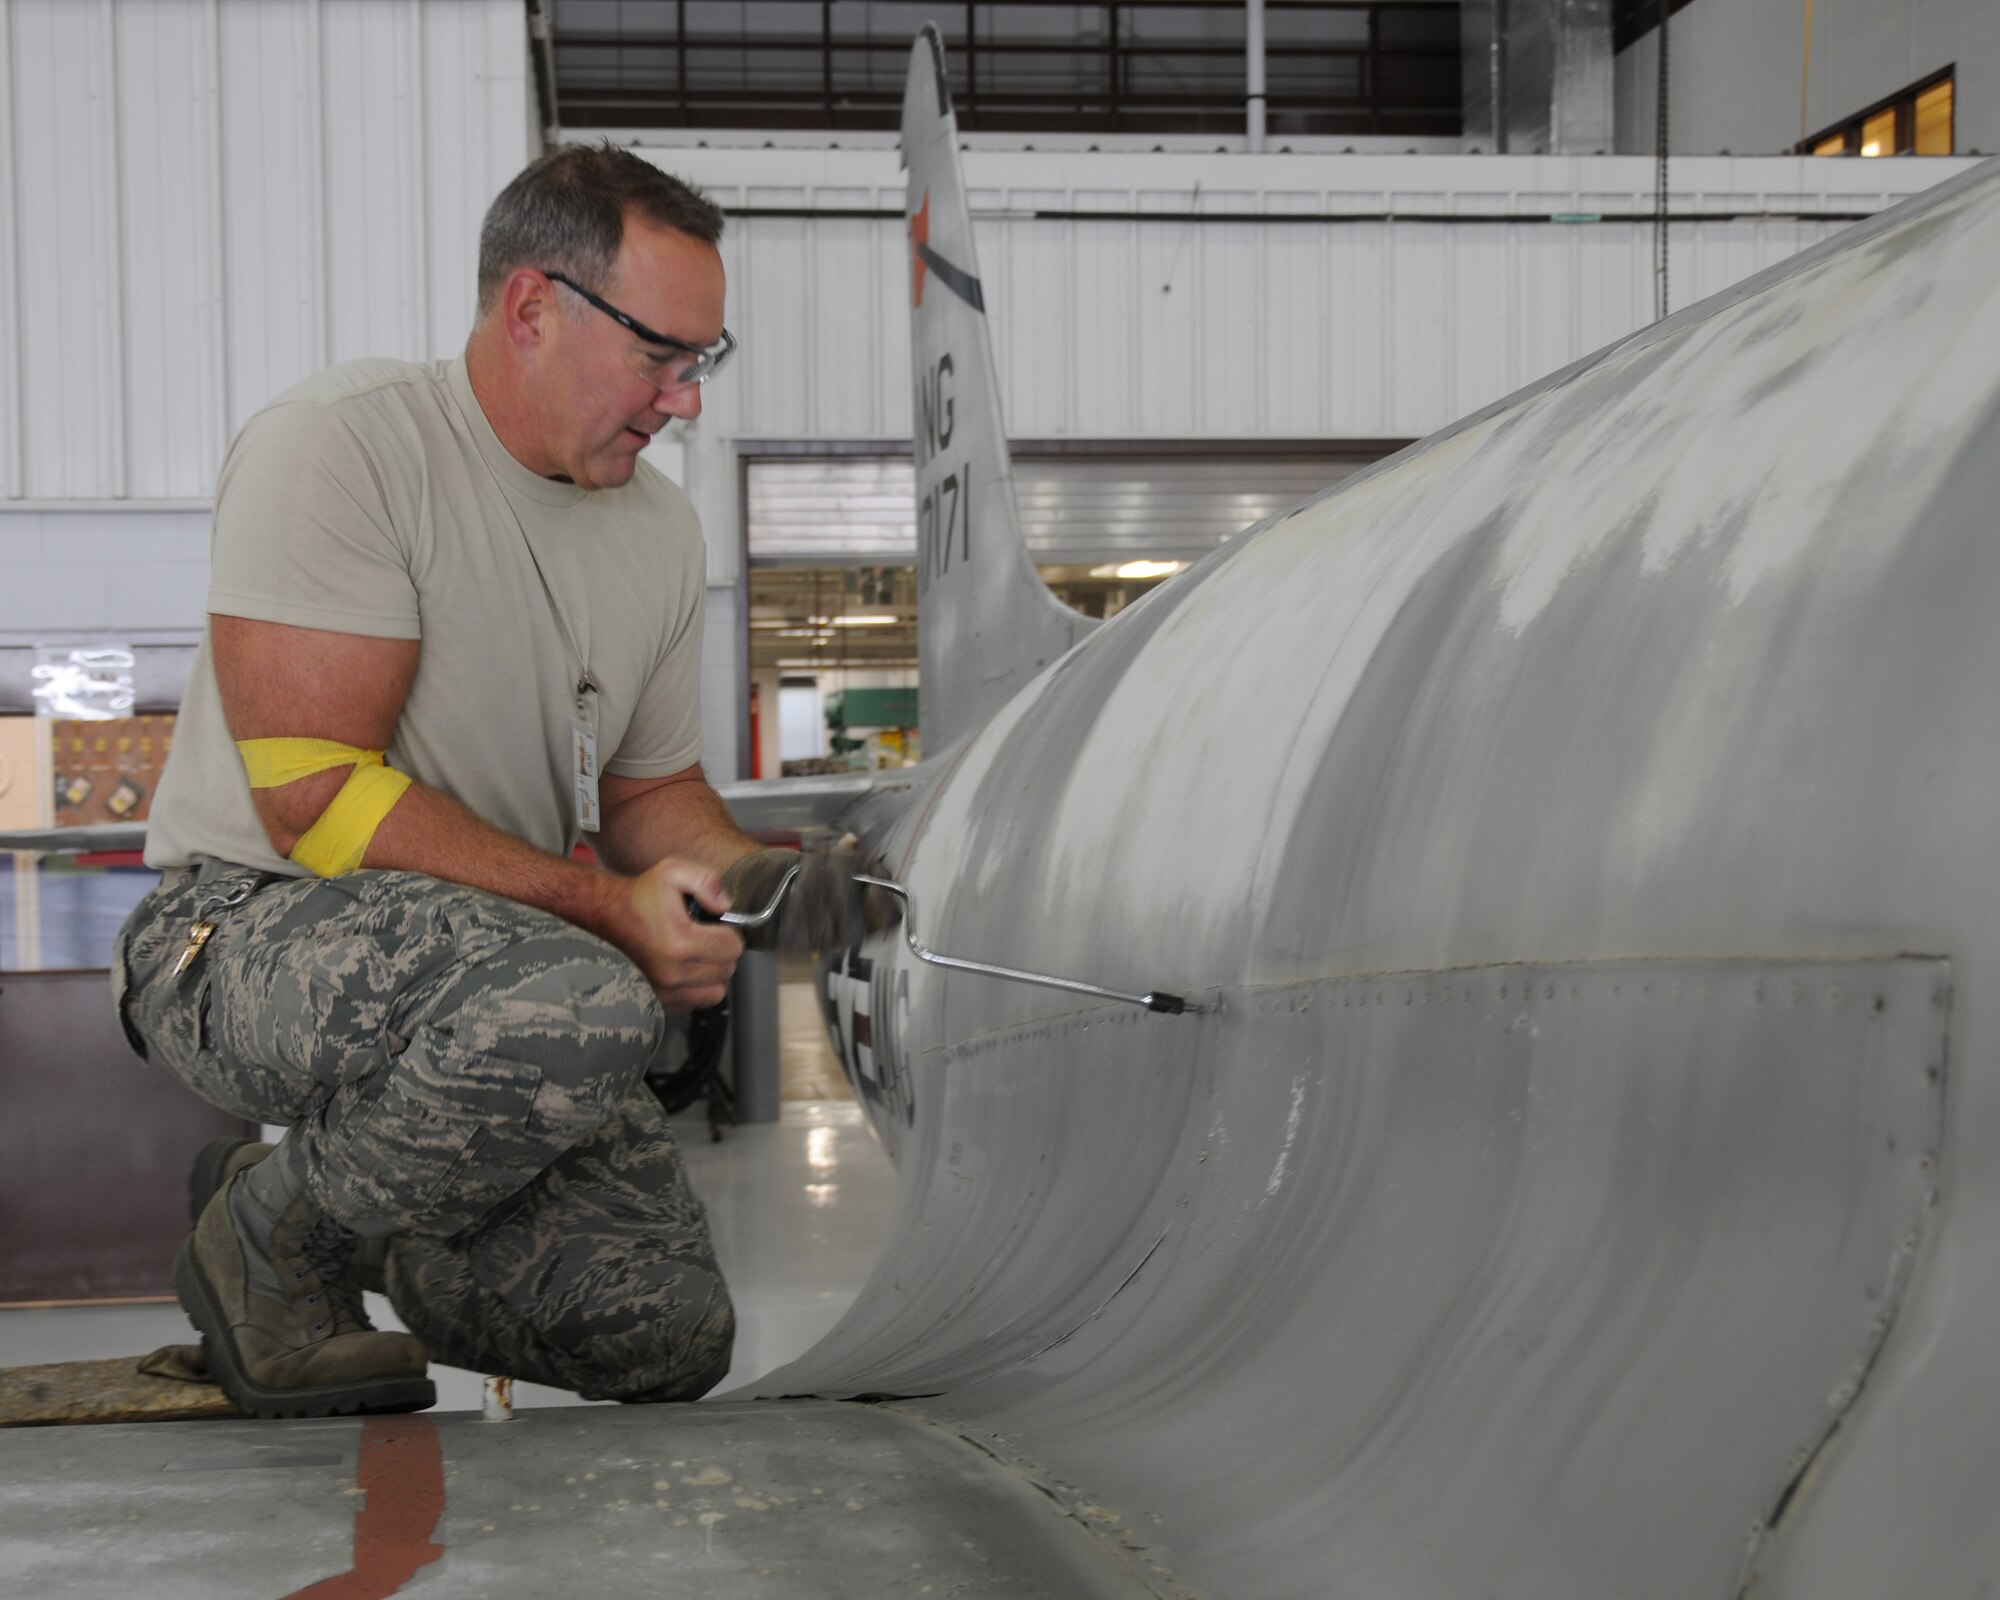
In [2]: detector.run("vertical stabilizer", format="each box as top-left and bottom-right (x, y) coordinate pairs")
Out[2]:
(902, 27), (1094, 751)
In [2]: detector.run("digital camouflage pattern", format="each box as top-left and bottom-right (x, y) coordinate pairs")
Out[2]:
(114, 862), (735, 1402)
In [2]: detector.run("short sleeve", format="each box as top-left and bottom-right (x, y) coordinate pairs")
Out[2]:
(206, 402), (422, 639)
(604, 527), (707, 778)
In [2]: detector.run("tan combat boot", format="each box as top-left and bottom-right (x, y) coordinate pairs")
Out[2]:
(173, 1170), (433, 1419)
(188, 1137), (272, 1223)
(187, 1137), (392, 1296)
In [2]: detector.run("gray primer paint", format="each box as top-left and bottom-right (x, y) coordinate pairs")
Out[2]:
(770, 108), (2000, 1599)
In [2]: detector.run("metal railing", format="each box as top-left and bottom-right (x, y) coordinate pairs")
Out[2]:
(553, 1), (1459, 137)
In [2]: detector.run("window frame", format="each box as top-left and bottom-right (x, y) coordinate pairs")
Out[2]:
(1801, 66), (1954, 157)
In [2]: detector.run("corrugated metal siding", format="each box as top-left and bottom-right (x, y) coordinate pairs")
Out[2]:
(748, 452), (1388, 565)
(1016, 456), (1378, 560)
(0, 0), (531, 505)
(0, 24), (1975, 636)
(670, 147), (1975, 454)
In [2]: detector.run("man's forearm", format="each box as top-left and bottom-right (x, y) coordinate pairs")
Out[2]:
(353, 777), (635, 947)
(596, 773), (760, 879)
(343, 779), (743, 1011)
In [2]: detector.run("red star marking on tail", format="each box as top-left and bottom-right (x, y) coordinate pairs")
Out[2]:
(910, 192), (930, 307)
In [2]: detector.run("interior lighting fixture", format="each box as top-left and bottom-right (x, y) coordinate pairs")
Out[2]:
(1859, 106), (1897, 158)
(831, 615), (901, 626)
(1090, 559), (1186, 581)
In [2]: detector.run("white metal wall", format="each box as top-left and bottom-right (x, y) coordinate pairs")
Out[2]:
(666, 144), (1974, 591)
(1, 123), (1970, 620)
(682, 146), (1978, 451)
(1615, 0), (2000, 157)
(0, 1), (531, 495)
(0, 0), (1978, 783)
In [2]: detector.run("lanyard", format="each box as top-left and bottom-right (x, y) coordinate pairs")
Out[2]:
(472, 461), (603, 831)
(504, 502), (593, 701)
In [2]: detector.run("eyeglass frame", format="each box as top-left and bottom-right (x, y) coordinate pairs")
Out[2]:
(540, 269), (736, 386)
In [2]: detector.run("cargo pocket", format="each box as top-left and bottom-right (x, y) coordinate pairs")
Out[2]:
(333, 1050), (546, 1238)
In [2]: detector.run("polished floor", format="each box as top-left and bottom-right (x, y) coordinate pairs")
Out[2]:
(0, 1098), (895, 1411)
(0, 867), (897, 1412)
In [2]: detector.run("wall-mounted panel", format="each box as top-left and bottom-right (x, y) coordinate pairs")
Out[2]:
(324, 0), (423, 365)
(738, 205), (812, 439)
(1004, 200), (1074, 438)
(217, 0), (327, 431)
(809, 206), (887, 438)
(1325, 213), (1389, 436)
(116, 0), (224, 500)
(422, 0), (514, 351)
(1071, 206), (1138, 436)
(13, 0), (124, 499)
(1262, 202), (1327, 437)
(1194, 194), (1261, 439)
(1133, 200), (1200, 438)
(0, 0), (21, 501)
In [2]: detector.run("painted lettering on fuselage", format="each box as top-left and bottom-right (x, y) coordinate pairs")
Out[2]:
(915, 352), (970, 598)
(820, 940), (914, 1139)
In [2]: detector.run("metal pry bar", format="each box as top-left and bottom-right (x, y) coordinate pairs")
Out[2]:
(855, 875), (1198, 1016)
(689, 862), (801, 929)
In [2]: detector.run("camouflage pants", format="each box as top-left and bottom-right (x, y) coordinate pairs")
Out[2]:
(112, 861), (735, 1403)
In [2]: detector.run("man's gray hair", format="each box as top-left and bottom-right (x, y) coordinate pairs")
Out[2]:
(477, 142), (724, 314)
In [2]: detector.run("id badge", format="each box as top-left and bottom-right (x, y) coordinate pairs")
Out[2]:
(572, 717), (601, 834)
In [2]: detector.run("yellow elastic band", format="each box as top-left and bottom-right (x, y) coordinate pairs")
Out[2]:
(289, 763), (412, 876)
(234, 737), (411, 878)
(237, 737), (381, 790)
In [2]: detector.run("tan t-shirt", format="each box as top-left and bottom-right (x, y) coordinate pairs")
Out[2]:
(147, 357), (707, 873)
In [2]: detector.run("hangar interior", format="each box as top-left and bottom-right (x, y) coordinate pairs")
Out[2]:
(0, 0), (1995, 1581)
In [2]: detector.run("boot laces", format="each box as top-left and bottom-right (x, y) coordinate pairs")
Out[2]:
(297, 1215), (375, 1334)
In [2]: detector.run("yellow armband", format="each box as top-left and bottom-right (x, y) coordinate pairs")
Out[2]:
(235, 737), (413, 878)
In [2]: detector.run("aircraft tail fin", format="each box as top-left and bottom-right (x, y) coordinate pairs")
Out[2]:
(901, 27), (1094, 752)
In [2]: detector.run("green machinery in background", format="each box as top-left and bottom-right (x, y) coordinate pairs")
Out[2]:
(826, 687), (920, 765)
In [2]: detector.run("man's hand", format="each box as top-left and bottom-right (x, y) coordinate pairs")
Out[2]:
(723, 841), (900, 955)
(615, 858), (747, 1011)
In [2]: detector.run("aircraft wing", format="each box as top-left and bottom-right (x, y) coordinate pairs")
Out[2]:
(715, 770), (917, 839)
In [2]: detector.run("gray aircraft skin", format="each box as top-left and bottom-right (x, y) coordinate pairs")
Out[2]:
(7, 28), (2000, 1600)
(794, 34), (1994, 1599)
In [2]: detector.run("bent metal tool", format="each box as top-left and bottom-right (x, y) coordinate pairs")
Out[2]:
(688, 862), (801, 929)
(855, 875), (1198, 1016)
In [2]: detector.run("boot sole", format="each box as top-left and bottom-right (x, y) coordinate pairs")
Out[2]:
(172, 1239), (435, 1420)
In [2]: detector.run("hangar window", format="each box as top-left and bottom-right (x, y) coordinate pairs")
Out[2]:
(1802, 69), (1953, 157)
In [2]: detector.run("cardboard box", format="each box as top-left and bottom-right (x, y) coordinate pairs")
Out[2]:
(0, 716), (44, 831)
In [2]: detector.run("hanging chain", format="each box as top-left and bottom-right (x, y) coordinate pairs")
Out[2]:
(1655, 0), (1672, 321)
